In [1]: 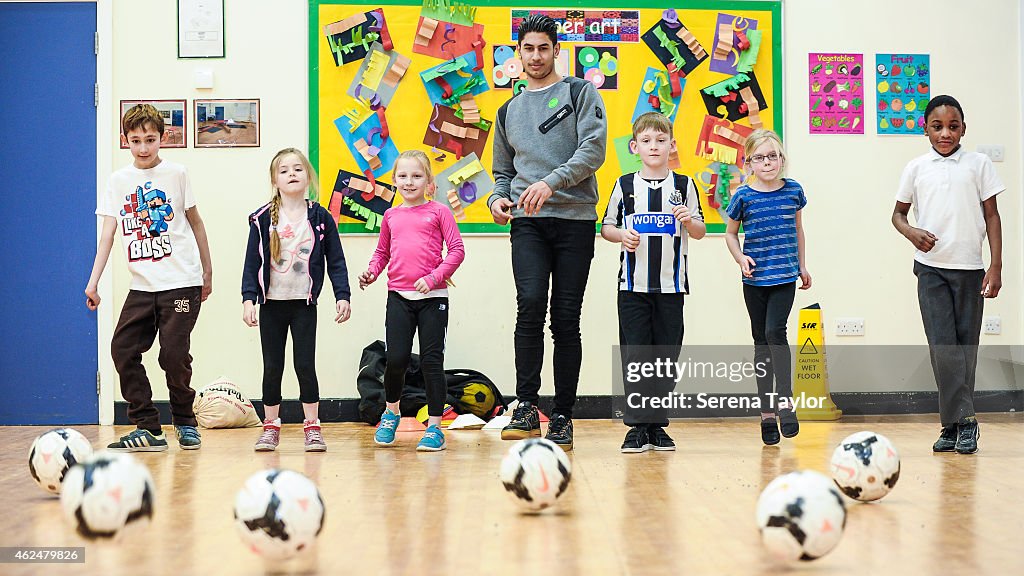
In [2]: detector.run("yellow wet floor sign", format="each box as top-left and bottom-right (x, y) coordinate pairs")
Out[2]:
(793, 303), (842, 420)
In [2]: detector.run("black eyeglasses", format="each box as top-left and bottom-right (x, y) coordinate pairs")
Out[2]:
(748, 153), (781, 164)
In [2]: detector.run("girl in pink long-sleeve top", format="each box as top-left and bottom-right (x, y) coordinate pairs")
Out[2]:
(359, 150), (466, 451)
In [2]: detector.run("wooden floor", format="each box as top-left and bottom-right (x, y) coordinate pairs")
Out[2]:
(2, 414), (1022, 575)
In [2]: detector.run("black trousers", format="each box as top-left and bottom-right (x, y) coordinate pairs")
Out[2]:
(742, 282), (796, 413)
(510, 217), (595, 418)
(259, 299), (319, 406)
(384, 292), (449, 417)
(914, 261), (985, 426)
(112, 286), (203, 429)
(618, 291), (685, 427)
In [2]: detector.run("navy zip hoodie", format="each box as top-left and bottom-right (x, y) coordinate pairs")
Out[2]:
(241, 201), (351, 305)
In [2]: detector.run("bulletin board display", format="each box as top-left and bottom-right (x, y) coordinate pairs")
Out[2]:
(310, 1), (782, 233)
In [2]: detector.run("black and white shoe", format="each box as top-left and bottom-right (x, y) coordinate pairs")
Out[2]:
(648, 426), (676, 451)
(620, 426), (652, 453)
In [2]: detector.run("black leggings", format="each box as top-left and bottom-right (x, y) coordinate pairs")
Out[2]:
(384, 292), (449, 417)
(742, 282), (796, 412)
(259, 299), (319, 406)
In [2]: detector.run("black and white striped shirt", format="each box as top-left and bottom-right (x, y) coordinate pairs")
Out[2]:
(602, 172), (703, 293)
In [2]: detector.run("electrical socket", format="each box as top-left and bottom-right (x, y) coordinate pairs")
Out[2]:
(836, 318), (864, 336)
(983, 316), (1002, 335)
(977, 145), (1005, 162)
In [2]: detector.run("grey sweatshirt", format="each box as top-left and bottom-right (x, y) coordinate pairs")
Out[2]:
(489, 77), (608, 221)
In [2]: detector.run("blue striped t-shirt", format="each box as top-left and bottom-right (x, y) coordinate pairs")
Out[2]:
(726, 179), (807, 286)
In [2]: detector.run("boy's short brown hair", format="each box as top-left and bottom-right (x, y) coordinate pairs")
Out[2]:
(121, 104), (164, 137)
(631, 112), (673, 140)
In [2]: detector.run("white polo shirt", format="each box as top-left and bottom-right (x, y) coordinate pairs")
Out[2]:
(895, 148), (1004, 270)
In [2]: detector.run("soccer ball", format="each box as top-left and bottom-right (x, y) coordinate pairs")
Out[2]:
(234, 469), (325, 560)
(28, 428), (93, 495)
(60, 451), (155, 540)
(756, 470), (847, 562)
(830, 431), (901, 502)
(499, 438), (571, 512)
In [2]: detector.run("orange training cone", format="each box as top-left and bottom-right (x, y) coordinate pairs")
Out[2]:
(397, 417), (426, 432)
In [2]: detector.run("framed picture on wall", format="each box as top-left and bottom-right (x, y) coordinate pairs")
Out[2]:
(194, 99), (260, 148)
(119, 100), (187, 148)
(177, 0), (225, 58)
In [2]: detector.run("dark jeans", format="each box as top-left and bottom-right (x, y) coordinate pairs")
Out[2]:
(742, 282), (796, 413)
(112, 286), (203, 430)
(510, 217), (595, 418)
(384, 292), (449, 417)
(259, 299), (319, 406)
(618, 291), (685, 427)
(914, 261), (985, 425)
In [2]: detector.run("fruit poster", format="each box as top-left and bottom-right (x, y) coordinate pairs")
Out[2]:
(875, 53), (930, 134)
(808, 53), (864, 134)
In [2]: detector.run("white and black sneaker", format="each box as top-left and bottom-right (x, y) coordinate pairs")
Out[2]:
(648, 426), (676, 451)
(621, 426), (652, 453)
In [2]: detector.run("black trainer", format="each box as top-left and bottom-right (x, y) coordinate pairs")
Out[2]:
(648, 426), (676, 451)
(932, 425), (957, 452)
(761, 417), (780, 446)
(779, 409), (800, 438)
(500, 400), (541, 440)
(955, 419), (980, 454)
(545, 414), (573, 451)
(620, 426), (651, 453)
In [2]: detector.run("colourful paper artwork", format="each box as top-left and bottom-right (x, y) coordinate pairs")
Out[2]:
(574, 46), (618, 90)
(641, 11), (708, 78)
(329, 169), (394, 231)
(613, 134), (643, 175)
(420, 51), (490, 107)
(423, 104), (491, 160)
(631, 67), (684, 122)
(346, 43), (410, 108)
(709, 13), (758, 75)
(324, 8), (393, 66)
(695, 115), (754, 167)
(434, 153), (493, 220)
(699, 72), (768, 125)
(808, 53), (865, 134)
(334, 111), (399, 178)
(876, 53), (930, 135)
(412, 19), (485, 61)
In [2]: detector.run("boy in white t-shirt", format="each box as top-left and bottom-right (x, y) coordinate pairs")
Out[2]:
(892, 95), (1004, 455)
(85, 104), (214, 452)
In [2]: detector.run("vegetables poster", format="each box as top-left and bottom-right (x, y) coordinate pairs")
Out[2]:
(808, 53), (864, 134)
(876, 53), (930, 135)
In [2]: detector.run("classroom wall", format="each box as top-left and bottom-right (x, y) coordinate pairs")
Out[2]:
(98, 0), (1022, 420)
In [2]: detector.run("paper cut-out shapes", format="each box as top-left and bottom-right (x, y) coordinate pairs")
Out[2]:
(420, 51), (490, 107)
(695, 115), (754, 167)
(335, 110), (399, 178)
(632, 67), (684, 122)
(574, 46), (618, 90)
(709, 13), (759, 76)
(423, 105), (490, 161)
(700, 72), (768, 123)
(324, 8), (393, 66)
(434, 153), (493, 220)
(346, 43), (409, 108)
(330, 169), (395, 231)
(642, 12), (708, 78)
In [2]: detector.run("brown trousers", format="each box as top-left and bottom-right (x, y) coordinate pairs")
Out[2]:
(112, 286), (202, 429)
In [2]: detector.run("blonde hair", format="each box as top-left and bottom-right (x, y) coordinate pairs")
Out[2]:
(743, 129), (786, 177)
(122, 104), (164, 137)
(268, 148), (319, 262)
(631, 112), (673, 140)
(392, 150), (435, 199)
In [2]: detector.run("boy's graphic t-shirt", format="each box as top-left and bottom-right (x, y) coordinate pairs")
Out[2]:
(266, 210), (313, 300)
(97, 160), (203, 291)
(602, 172), (704, 294)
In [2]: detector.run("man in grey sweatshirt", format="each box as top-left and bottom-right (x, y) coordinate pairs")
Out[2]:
(487, 13), (607, 451)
